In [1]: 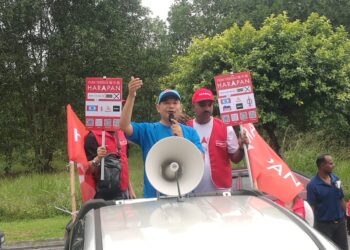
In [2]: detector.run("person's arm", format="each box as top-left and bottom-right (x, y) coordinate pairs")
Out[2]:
(306, 183), (316, 212)
(120, 77), (143, 136)
(229, 128), (248, 163)
(84, 132), (106, 174)
(84, 132), (98, 161)
(341, 198), (347, 212)
(88, 146), (107, 174)
(229, 148), (245, 163)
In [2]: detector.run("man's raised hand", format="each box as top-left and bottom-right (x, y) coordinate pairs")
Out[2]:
(128, 76), (143, 97)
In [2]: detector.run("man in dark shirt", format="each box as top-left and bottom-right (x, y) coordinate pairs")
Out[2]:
(307, 154), (348, 250)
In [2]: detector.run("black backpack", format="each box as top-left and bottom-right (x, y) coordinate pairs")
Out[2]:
(94, 133), (123, 200)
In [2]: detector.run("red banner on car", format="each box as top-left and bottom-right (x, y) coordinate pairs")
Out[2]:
(242, 123), (304, 203)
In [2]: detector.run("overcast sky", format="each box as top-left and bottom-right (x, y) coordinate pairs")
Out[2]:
(141, 0), (174, 21)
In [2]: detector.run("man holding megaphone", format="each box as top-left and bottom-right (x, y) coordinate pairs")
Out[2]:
(120, 77), (204, 198)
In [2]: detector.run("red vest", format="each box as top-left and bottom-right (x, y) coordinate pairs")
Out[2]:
(276, 198), (306, 219)
(92, 130), (129, 191)
(188, 118), (232, 188)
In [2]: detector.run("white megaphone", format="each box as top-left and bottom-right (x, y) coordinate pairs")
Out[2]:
(145, 136), (204, 197)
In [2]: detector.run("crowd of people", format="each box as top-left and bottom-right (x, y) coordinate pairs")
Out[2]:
(83, 77), (349, 250)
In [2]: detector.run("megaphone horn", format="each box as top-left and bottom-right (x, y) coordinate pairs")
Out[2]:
(162, 162), (182, 181)
(145, 137), (204, 196)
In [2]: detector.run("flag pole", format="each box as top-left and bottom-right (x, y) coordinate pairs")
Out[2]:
(69, 161), (77, 222)
(240, 125), (254, 189)
(100, 130), (106, 180)
(100, 77), (107, 180)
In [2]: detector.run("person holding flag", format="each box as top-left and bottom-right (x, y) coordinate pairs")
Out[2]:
(67, 104), (135, 203)
(187, 88), (248, 193)
(84, 130), (136, 200)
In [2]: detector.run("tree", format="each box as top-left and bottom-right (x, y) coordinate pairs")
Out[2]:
(0, 0), (170, 173)
(165, 13), (350, 153)
(168, 0), (350, 54)
(168, 0), (197, 54)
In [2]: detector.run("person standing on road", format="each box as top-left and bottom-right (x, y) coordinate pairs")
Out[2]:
(307, 154), (348, 250)
(119, 77), (204, 198)
(187, 88), (248, 193)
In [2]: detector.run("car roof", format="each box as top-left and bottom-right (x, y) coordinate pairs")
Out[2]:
(82, 193), (336, 250)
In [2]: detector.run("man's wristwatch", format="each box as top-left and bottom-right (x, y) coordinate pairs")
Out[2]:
(92, 158), (99, 167)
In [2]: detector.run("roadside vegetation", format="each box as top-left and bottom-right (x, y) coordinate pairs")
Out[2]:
(1, 134), (349, 242)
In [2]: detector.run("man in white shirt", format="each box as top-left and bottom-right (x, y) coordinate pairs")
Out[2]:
(187, 88), (247, 193)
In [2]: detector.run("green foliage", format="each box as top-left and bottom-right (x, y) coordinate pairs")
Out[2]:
(283, 129), (350, 200)
(168, 0), (350, 54)
(166, 13), (350, 151)
(0, 0), (169, 172)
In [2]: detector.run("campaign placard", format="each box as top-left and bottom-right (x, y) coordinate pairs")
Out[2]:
(214, 72), (258, 126)
(85, 77), (123, 130)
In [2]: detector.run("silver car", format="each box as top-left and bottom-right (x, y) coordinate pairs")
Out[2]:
(65, 191), (338, 250)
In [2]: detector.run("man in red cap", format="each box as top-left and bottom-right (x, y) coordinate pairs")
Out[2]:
(188, 88), (247, 193)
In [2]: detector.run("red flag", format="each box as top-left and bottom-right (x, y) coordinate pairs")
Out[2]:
(67, 104), (96, 202)
(242, 123), (304, 203)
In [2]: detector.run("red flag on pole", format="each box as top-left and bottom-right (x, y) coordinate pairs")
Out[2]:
(242, 123), (304, 203)
(67, 104), (96, 202)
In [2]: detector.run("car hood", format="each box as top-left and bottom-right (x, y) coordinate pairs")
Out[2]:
(84, 195), (336, 250)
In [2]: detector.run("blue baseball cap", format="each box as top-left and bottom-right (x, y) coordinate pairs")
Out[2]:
(157, 89), (181, 104)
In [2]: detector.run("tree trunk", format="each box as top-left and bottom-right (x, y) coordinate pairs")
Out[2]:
(4, 146), (13, 175)
(262, 123), (282, 157)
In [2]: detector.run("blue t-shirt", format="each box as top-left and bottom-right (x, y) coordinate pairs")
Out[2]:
(127, 121), (204, 198)
(307, 173), (345, 222)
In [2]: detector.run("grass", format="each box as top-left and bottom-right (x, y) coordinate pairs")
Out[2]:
(0, 134), (349, 243)
(0, 145), (145, 243)
(0, 172), (73, 221)
(127, 144), (145, 197)
(0, 216), (69, 241)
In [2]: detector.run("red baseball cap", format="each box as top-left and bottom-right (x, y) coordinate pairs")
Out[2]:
(192, 88), (214, 103)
